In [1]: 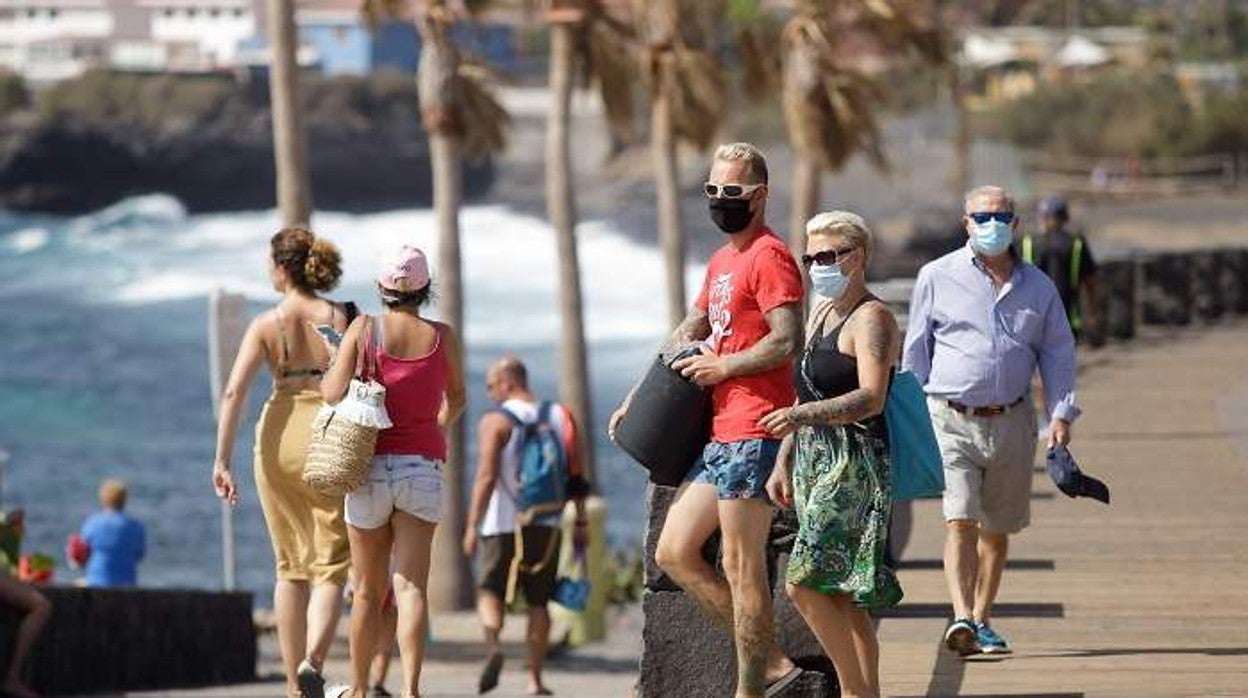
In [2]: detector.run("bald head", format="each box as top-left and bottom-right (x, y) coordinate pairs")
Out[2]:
(486, 356), (530, 403)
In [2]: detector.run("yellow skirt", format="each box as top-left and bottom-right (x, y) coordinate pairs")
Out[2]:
(254, 388), (350, 585)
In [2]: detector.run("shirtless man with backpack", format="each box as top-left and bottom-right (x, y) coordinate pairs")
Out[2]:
(464, 356), (590, 696)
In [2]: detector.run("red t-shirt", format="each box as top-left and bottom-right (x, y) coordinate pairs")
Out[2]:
(694, 228), (804, 442)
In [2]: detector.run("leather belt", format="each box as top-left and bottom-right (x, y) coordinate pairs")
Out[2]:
(946, 396), (1025, 417)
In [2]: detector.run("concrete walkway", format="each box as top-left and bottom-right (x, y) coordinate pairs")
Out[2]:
(127, 322), (1248, 697)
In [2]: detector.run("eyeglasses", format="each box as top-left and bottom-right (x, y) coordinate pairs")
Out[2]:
(968, 211), (1015, 225)
(801, 246), (857, 267)
(704, 182), (765, 199)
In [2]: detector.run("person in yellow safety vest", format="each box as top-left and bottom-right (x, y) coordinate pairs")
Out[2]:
(1024, 196), (1101, 342)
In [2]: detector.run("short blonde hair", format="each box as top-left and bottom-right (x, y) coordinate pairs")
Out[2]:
(713, 142), (769, 184)
(99, 479), (127, 511)
(806, 211), (874, 259)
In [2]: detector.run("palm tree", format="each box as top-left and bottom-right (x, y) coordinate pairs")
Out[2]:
(637, 0), (726, 329)
(544, 0), (637, 486)
(420, 0), (510, 612)
(267, 0), (312, 225)
(769, 0), (945, 253)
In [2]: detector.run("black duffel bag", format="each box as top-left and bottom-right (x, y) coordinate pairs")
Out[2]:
(613, 352), (711, 486)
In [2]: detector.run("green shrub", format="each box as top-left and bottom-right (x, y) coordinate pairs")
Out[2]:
(985, 72), (1240, 158)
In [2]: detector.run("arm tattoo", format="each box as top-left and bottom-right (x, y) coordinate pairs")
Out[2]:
(660, 308), (711, 357)
(790, 389), (876, 427)
(862, 307), (896, 363)
(721, 303), (802, 377)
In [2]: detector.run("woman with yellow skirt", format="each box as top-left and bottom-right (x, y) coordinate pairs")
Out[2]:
(211, 227), (356, 698)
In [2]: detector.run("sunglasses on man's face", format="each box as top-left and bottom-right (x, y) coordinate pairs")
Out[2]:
(704, 182), (765, 199)
(968, 211), (1015, 225)
(801, 246), (857, 268)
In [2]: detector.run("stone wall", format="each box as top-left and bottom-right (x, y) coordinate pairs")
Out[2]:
(638, 485), (838, 698)
(0, 586), (255, 695)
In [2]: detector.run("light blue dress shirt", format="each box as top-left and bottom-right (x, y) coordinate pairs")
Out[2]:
(902, 245), (1081, 423)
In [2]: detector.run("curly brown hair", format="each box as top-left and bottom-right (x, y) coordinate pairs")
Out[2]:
(270, 227), (342, 293)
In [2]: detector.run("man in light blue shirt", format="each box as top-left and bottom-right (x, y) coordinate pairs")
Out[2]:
(902, 185), (1079, 657)
(79, 479), (145, 587)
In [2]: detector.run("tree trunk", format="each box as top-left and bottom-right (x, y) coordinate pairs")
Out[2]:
(652, 58), (686, 330)
(788, 155), (820, 255)
(546, 21), (596, 483)
(417, 7), (472, 612)
(427, 132), (471, 612)
(266, 0), (312, 226)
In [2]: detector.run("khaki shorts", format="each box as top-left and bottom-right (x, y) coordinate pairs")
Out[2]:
(477, 526), (562, 606)
(930, 397), (1038, 534)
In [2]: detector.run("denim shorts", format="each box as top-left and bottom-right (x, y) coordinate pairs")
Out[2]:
(686, 439), (782, 500)
(345, 454), (443, 529)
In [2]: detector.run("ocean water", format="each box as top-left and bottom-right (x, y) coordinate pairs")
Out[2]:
(0, 195), (705, 600)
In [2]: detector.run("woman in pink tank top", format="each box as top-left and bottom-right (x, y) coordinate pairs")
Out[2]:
(322, 245), (466, 698)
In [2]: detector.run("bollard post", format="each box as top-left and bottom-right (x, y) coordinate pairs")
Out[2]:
(552, 495), (608, 645)
(208, 289), (247, 591)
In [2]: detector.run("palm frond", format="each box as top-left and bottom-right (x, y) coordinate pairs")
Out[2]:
(854, 0), (948, 65)
(669, 45), (725, 149)
(455, 59), (511, 159)
(782, 13), (887, 172)
(414, 2), (510, 158)
(736, 23), (782, 99)
(634, 0), (726, 150)
(586, 19), (638, 144)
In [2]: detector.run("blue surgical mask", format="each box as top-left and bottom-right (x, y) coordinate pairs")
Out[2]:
(808, 263), (849, 300)
(971, 220), (1014, 256)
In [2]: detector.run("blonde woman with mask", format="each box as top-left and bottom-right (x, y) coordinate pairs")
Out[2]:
(760, 212), (903, 698)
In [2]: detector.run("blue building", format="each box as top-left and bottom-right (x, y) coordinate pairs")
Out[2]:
(239, 3), (515, 78)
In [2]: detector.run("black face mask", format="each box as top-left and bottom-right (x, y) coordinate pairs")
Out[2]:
(708, 198), (754, 234)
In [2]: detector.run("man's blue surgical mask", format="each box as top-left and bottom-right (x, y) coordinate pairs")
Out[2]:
(971, 220), (1013, 256)
(809, 263), (849, 300)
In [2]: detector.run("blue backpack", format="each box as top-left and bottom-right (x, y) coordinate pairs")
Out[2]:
(499, 401), (569, 521)
(884, 371), (945, 500)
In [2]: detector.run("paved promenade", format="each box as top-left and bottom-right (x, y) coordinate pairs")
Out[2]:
(129, 322), (1248, 697)
(880, 322), (1248, 697)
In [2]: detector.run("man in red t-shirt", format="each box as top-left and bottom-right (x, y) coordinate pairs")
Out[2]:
(610, 142), (805, 697)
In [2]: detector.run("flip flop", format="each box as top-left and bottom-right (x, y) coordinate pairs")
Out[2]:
(764, 666), (804, 697)
(478, 651), (504, 694)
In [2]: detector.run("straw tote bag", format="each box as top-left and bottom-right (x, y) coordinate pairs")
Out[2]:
(304, 316), (392, 496)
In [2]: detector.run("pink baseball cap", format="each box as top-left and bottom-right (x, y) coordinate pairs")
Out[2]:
(377, 244), (430, 292)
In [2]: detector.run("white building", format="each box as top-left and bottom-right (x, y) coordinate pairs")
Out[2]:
(0, 0), (264, 82)
(142, 0), (257, 67)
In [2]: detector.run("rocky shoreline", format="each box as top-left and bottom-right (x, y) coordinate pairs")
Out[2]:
(0, 118), (496, 215)
(0, 71), (496, 214)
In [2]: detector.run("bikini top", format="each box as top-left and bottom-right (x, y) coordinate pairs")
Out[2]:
(274, 301), (357, 379)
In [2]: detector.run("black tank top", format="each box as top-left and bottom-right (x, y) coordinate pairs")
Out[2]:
(796, 296), (889, 436)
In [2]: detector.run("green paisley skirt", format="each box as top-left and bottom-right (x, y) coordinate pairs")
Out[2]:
(786, 421), (903, 609)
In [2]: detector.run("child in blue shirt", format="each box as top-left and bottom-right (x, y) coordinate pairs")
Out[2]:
(79, 479), (145, 587)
